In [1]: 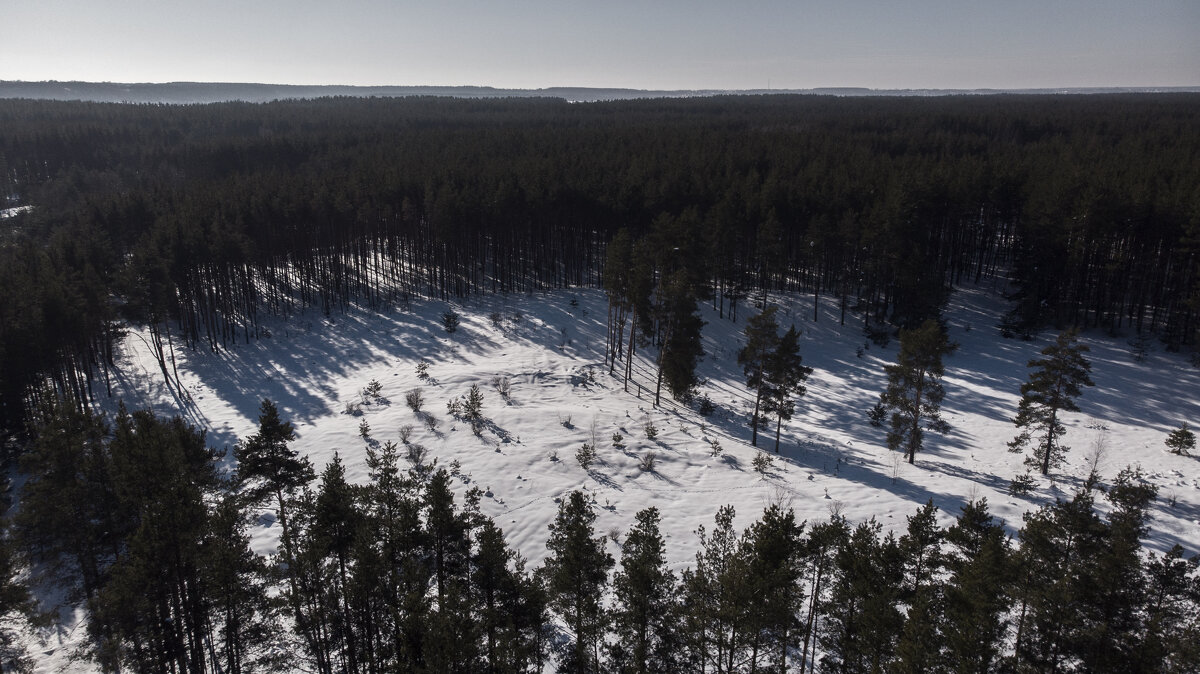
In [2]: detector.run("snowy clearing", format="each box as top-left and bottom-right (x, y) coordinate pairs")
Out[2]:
(38, 284), (1200, 672)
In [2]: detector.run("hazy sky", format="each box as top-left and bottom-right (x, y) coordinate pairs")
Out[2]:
(2, 0), (1196, 89)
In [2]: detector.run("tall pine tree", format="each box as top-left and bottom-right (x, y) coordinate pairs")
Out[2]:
(1008, 329), (1094, 475)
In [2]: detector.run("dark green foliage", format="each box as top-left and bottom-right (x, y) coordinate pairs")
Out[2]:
(763, 325), (812, 453)
(90, 407), (236, 673)
(740, 504), (807, 672)
(657, 270), (706, 403)
(235, 398), (314, 503)
(1165, 423), (1195, 455)
(679, 505), (750, 672)
(607, 507), (680, 673)
(942, 499), (1011, 674)
(739, 305), (781, 447)
(442, 310), (461, 333)
(3, 94), (1200, 439)
(1008, 330), (1094, 475)
(541, 491), (613, 673)
(819, 520), (905, 673)
(0, 520), (34, 671)
(877, 319), (957, 464)
(16, 396), (115, 601)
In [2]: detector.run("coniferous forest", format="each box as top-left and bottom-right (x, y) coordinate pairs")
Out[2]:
(1, 94), (1199, 671)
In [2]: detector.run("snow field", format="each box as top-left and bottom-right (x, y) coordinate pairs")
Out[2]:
(103, 285), (1200, 572)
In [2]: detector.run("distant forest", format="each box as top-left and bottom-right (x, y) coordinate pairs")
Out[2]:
(1, 93), (1199, 435)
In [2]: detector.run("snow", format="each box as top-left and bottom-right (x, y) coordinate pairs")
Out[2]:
(36, 284), (1200, 671)
(0, 205), (33, 219)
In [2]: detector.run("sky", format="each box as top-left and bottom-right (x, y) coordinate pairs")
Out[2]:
(2, 0), (1197, 90)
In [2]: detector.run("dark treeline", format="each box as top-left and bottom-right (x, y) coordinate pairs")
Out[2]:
(2, 94), (1199, 434)
(7, 397), (1199, 672)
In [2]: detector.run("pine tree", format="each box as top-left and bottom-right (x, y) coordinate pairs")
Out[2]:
(1164, 423), (1195, 455)
(762, 324), (812, 453)
(473, 518), (547, 673)
(15, 395), (116, 604)
(941, 499), (1011, 674)
(1138, 545), (1200, 670)
(201, 496), (279, 674)
(876, 319), (956, 464)
(541, 491), (613, 673)
(1010, 483), (1106, 673)
(739, 305), (781, 447)
(95, 407), (222, 673)
(657, 270), (705, 404)
(740, 504), (806, 672)
(608, 507), (679, 673)
(819, 520), (904, 674)
(0, 519), (33, 671)
(893, 501), (947, 674)
(234, 399), (316, 665)
(679, 505), (753, 672)
(1008, 329), (1094, 475)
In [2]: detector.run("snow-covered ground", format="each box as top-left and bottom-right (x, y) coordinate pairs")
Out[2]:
(38, 284), (1200, 671)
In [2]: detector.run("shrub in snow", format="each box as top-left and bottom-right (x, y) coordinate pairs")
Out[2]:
(399, 424), (413, 444)
(442, 310), (460, 333)
(464, 384), (484, 415)
(643, 418), (658, 440)
(358, 419), (371, 440)
(708, 438), (723, 457)
(1009, 472), (1037, 495)
(415, 361), (431, 381)
(867, 403), (887, 428)
(698, 395), (715, 416)
(576, 443), (597, 470)
(638, 451), (656, 472)
(752, 452), (774, 475)
(491, 375), (511, 399)
(446, 398), (463, 418)
(344, 401), (362, 416)
(405, 388), (424, 413)
(611, 433), (625, 450)
(364, 378), (383, 401)
(489, 311), (503, 328)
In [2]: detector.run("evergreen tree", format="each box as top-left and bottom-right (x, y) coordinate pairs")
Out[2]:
(892, 501), (947, 674)
(608, 507), (680, 674)
(657, 270), (705, 404)
(679, 505), (750, 673)
(798, 517), (848, 674)
(312, 454), (364, 674)
(1076, 468), (1157, 672)
(1138, 545), (1200, 671)
(473, 518), (547, 673)
(15, 396), (116, 604)
(819, 520), (904, 674)
(541, 491), (613, 673)
(876, 319), (956, 464)
(762, 324), (812, 453)
(740, 504), (807, 672)
(0, 519), (33, 672)
(739, 304), (781, 447)
(941, 499), (1011, 674)
(1164, 423), (1195, 455)
(93, 407), (222, 673)
(1008, 329), (1094, 475)
(1009, 481), (1107, 673)
(202, 496), (279, 674)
